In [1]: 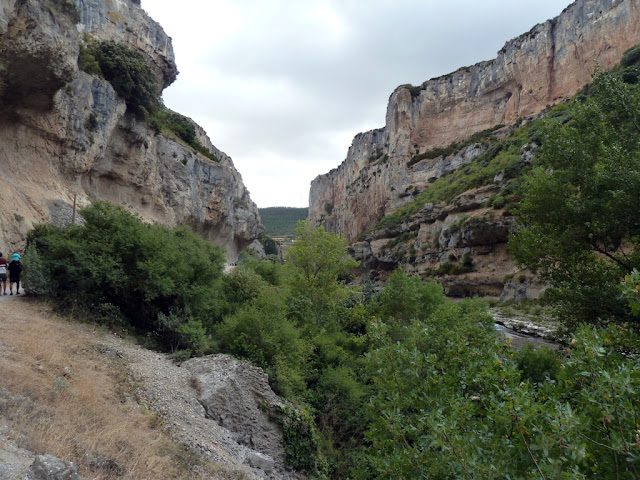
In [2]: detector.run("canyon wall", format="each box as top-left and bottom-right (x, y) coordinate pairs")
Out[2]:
(310, 0), (640, 243)
(309, 0), (640, 297)
(0, 0), (261, 260)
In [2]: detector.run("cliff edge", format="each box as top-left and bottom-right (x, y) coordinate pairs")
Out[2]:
(308, 0), (640, 298)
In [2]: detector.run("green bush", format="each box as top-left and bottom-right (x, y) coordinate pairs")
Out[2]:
(216, 288), (308, 396)
(270, 404), (327, 475)
(515, 343), (561, 383)
(242, 254), (283, 285)
(369, 268), (445, 331)
(621, 44), (640, 67)
(148, 109), (220, 161)
(26, 202), (226, 349)
(79, 40), (159, 116)
(78, 44), (101, 76)
(22, 243), (53, 296)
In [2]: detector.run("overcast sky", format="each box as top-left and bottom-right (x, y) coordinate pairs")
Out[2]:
(143, 0), (568, 208)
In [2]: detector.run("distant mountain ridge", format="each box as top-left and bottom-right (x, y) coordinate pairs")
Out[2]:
(259, 207), (308, 238)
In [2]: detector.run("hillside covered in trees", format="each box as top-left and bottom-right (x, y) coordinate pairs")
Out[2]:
(259, 207), (309, 238)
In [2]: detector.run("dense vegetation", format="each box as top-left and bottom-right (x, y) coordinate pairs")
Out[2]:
(20, 206), (640, 478)
(259, 207), (309, 237)
(510, 68), (640, 327)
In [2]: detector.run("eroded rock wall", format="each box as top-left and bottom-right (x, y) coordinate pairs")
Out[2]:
(310, 0), (640, 244)
(0, 0), (261, 260)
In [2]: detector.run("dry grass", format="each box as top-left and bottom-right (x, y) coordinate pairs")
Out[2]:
(0, 298), (236, 479)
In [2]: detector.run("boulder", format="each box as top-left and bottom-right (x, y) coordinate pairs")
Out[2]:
(27, 455), (79, 480)
(184, 355), (289, 474)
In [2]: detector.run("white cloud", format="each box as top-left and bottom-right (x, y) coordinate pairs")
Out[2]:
(144, 0), (567, 207)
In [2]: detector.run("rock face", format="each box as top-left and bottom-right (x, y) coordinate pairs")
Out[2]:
(186, 355), (294, 478)
(310, 0), (640, 296)
(0, 0), (261, 260)
(27, 454), (79, 480)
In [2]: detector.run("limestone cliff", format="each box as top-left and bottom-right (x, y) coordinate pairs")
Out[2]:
(309, 0), (640, 297)
(0, 0), (261, 260)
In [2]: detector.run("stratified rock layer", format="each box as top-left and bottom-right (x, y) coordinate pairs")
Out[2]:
(0, 0), (261, 260)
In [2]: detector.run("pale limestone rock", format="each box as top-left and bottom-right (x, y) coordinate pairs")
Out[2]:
(310, 0), (640, 244)
(0, 0), (262, 261)
(309, 0), (640, 298)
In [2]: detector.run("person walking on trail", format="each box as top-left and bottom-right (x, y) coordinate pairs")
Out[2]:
(8, 253), (22, 295)
(0, 253), (8, 295)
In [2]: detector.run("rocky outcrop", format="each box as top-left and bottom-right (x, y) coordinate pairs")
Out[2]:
(310, 0), (640, 296)
(186, 355), (295, 478)
(75, 0), (178, 89)
(0, 0), (261, 260)
(0, 392), (79, 480)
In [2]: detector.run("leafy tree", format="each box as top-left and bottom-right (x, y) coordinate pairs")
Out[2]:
(369, 268), (445, 324)
(285, 221), (358, 316)
(215, 287), (308, 397)
(361, 304), (640, 479)
(510, 69), (640, 326)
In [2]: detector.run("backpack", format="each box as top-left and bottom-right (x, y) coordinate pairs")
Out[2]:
(9, 261), (22, 275)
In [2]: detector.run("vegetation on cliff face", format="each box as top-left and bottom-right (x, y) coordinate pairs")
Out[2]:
(79, 40), (159, 116)
(78, 39), (220, 161)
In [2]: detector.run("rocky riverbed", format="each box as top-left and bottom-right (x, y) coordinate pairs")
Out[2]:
(492, 309), (561, 350)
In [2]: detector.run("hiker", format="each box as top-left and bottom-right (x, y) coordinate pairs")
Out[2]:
(8, 253), (22, 295)
(0, 253), (7, 295)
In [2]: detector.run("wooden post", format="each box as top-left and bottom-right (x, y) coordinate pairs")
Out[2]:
(71, 194), (77, 226)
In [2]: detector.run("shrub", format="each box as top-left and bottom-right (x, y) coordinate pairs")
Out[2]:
(270, 404), (327, 475)
(79, 40), (159, 116)
(148, 109), (220, 161)
(515, 343), (561, 383)
(369, 268), (445, 329)
(78, 44), (101, 75)
(216, 288), (308, 396)
(25, 202), (226, 349)
(621, 44), (640, 67)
